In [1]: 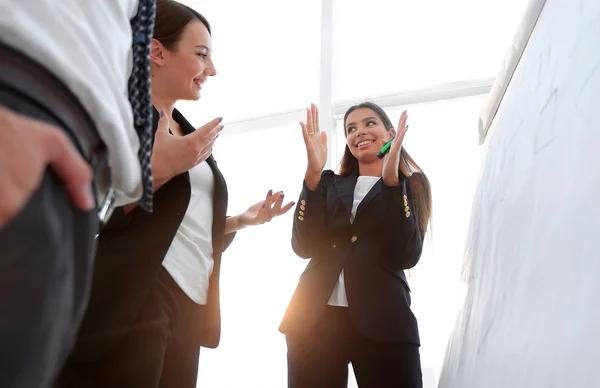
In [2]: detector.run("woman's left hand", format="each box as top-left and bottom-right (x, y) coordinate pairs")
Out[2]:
(381, 110), (409, 187)
(239, 190), (295, 227)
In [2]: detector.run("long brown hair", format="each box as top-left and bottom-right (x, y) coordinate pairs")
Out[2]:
(154, 0), (211, 49)
(340, 102), (432, 238)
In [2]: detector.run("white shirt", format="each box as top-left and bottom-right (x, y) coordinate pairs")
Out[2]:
(162, 162), (215, 305)
(0, 1), (143, 206)
(328, 176), (381, 307)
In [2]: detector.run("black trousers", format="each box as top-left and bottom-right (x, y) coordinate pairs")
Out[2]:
(61, 267), (202, 388)
(0, 88), (98, 387)
(286, 306), (423, 388)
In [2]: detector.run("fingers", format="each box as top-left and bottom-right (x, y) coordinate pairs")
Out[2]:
(299, 121), (309, 142)
(397, 110), (408, 138)
(300, 121), (315, 152)
(305, 107), (314, 136)
(43, 126), (94, 210)
(195, 144), (214, 165)
(187, 120), (222, 164)
(261, 190), (290, 223)
(279, 201), (295, 215)
(254, 190), (274, 224)
(311, 103), (319, 133)
(196, 117), (223, 134)
(270, 192), (284, 218)
(201, 122), (223, 142)
(193, 130), (218, 165)
(189, 117), (223, 145)
(263, 190), (276, 220)
(305, 103), (319, 134)
(392, 110), (409, 152)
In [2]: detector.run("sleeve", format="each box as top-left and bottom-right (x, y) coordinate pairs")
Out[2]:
(380, 174), (425, 270)
(290, 170), (334, 259)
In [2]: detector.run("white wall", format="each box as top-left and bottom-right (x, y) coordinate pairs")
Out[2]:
(438, 0), (600, 387)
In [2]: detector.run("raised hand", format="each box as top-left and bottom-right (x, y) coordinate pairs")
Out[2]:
(238, 190), (295, 227)
(151, 112), (223, 190)
(381, 110), (409, 187)
(300, 103), (327, 190)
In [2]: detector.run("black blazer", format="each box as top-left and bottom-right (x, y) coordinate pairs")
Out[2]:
(279, 170), (424, 345)
(71, 108), (233, 362)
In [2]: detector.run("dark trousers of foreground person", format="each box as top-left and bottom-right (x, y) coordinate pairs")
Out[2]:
(0, 42), (107, 388)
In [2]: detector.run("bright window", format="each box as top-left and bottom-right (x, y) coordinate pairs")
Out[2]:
(333, 0), (529, 100)
(196, 123), (308, 387)
(176, 0), (322, 123)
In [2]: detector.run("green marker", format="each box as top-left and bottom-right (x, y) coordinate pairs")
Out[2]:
(376, 125), (408, 159)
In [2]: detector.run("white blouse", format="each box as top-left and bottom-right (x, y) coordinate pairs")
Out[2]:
(327, 176), (381, 307)
(162, 161), (215, 305)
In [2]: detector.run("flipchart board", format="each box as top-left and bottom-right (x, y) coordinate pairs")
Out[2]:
(438, 0), (600, 387)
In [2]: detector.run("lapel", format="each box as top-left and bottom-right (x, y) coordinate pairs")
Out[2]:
(334, 171), (358, 217)
(171, 108), (228, 256)
(173, 108), (194, 135)
(334, 171), (382, 222)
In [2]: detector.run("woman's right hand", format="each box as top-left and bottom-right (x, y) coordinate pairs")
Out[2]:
(300, 103), (327, 190)
(151, 111), (223, 190)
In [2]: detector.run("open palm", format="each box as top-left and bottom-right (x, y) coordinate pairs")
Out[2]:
(239, 190), (295, 227)
(300, 103), (327, 175)
(382, 110), (409, 187)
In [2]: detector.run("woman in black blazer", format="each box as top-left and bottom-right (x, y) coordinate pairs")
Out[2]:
(60, 2), (293, 388)
(280, 103), (432, 388)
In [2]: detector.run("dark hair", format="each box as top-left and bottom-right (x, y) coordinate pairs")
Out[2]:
(341, 102), (432, 238)
(154, 0), (211, 50)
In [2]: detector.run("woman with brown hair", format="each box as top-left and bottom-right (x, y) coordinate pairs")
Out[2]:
(280, 103), (432, 387)
(59, 1), (293, 387)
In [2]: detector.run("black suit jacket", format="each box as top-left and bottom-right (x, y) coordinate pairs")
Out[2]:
(71, 108), (233, 361)
(279, 170), (423, 345)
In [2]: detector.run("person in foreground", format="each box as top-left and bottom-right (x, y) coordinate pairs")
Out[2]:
(60, 1), (293, 387)
(0, 1), (155, 387)
(280, 102), (432, 388)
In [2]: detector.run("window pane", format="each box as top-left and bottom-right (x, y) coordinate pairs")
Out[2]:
(334, 0), (529, 100)
(335, 95), (487, 386)
(176, 0), (321, 123)
(196, 123), (309, 387)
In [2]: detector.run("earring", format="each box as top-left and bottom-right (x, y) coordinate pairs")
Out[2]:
(404, 194), (410, 218)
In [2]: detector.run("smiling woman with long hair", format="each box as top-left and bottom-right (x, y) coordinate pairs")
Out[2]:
(280, 102), (432, 388)
(60, 1), (293, 387)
